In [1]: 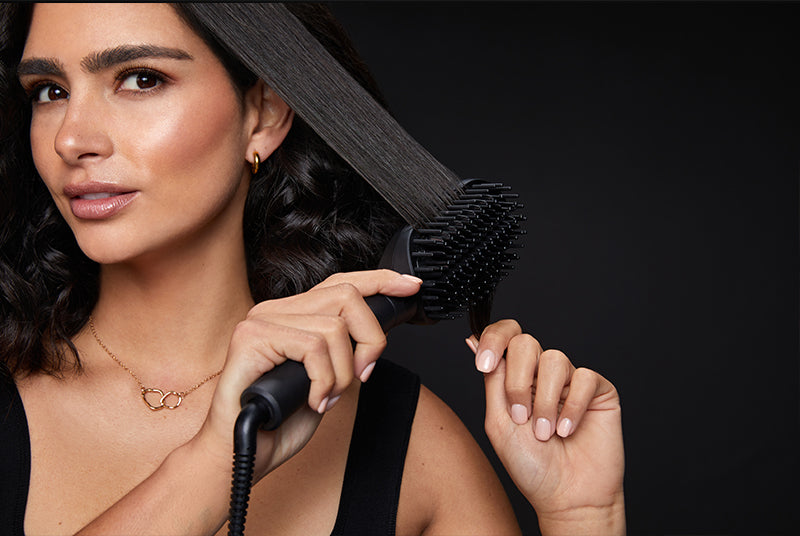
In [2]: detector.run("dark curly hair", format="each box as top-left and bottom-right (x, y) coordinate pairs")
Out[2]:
(0, 3), (404, 378)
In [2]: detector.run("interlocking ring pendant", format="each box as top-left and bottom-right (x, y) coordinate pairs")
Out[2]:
(142, 388), (183, 410)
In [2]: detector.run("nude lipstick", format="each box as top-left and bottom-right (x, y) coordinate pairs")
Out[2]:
(64, 182), (138, 220)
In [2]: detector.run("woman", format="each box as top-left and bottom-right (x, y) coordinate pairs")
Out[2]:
(0, 3), (625, 535)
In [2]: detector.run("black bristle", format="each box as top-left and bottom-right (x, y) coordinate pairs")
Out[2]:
(409, 179), (525, 336)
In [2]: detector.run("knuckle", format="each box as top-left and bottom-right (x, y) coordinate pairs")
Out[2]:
(489, 318), (521, 334)
(477, 329), (503, 347)
(376, 268), (398, 280)
(573, 366), (596, 382)
(334, 282), (361, 300)
(540, 348), (569, 367)
(316, 370), (336, 392)
(231, 320), (249, 337)
(322, 272), (345, 285)
(505, 379), (531, 399)
(319, 315), (348, 336)
(304, 331), (328, 354)
(231, 319), (258, 340)
(510, 333), (541, 352)
(479, 323), (498, 339)
(480, 319), (523, 345)
(560, 398), (584, 415)
(245, 301), (268, 319)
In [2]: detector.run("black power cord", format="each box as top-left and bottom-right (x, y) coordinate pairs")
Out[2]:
(228, 399), (269, 536)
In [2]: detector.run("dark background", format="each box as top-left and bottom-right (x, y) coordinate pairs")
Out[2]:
(329, 2), (799, 535)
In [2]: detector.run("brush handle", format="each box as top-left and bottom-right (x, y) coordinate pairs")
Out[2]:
(239, 294), (418, 430)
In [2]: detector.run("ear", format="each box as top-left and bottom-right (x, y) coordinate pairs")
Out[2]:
(243, 80), (294, 168)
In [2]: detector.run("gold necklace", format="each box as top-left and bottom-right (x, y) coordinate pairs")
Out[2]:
(88, 316), (223, 411)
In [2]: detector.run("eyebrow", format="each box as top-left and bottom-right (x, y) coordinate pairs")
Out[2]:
(80, 44), (193, 73)
(17, 44), (193, 78)
(17, 57), (65, 78)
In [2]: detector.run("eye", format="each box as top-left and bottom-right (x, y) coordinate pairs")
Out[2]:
(118, 70), (163, 91)
(32, 84), (69, 103)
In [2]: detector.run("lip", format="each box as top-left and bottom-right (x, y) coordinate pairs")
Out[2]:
(65, 182), (138, 220)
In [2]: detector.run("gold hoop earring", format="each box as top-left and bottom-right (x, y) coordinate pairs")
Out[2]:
(251, 152), (260, 175)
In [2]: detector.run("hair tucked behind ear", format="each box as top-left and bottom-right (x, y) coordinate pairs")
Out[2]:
(0, 2), (402, 377)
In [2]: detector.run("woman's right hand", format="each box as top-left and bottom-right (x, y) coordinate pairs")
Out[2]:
(76, 269), (423, 536)
(194, 269), (423, 480)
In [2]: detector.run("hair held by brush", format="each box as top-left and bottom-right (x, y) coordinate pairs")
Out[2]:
(0, 3), (408, 377)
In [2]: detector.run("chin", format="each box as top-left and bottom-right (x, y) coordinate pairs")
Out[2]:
(77, 244), (138, 266)
(71, 229), (148, 266)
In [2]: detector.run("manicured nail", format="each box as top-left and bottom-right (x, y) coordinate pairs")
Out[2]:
(326, 395), (342, 412)
(465, 338), (478, 354)
(317, 397), (329, 414)
(476, 349), (497, 373)
(359, 361), (376, 382)
(400, 274), (423, 284)
(535, 418), (552, 441)
(557, 417), (573, 437)
(511, 404), (529, 425)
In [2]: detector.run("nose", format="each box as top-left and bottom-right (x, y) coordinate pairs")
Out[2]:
(53, 93), (113, 165)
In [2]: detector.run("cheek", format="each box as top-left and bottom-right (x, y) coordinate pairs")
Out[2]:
(129, 92), (246, 184)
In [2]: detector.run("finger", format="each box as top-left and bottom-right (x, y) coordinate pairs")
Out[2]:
(531, 349), (574, 441)
(268, 314), (355, 406)
(474, 319), (523, 373)
(312, 283), (385, 381)
(226, 319), (337, 414)
(504, 334), (543, 425)
(251, 283), (388, 381)
(465, 335), (479, 354)
(556, 367), (615, 438)
(482, 357), (510, 440)
(313, 269), (423, 298)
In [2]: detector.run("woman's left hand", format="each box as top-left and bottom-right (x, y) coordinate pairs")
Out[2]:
(467, 319), (626, 535)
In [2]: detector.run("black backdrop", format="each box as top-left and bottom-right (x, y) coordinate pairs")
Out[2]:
(328, 2), (799, 535)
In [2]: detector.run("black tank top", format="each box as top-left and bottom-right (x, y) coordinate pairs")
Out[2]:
(0, 359), (420, 535)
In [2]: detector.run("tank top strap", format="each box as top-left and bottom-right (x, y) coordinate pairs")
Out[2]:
(331, 359), (420, 535)
(0, 374), (31, 536)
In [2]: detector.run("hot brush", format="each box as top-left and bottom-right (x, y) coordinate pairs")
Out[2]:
(228, 178), (524, 536)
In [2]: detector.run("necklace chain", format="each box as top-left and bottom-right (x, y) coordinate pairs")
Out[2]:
(88, 316), (223, 411)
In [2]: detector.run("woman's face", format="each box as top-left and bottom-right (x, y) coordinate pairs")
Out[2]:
(19, 3), (261, 265)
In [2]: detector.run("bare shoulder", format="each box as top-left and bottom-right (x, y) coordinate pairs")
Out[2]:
(396, 384), (521, 536)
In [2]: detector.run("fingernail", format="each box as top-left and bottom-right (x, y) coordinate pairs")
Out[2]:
(326, 395), (342, 412)
(400, 274), (423, 284)
(317, 396), (329, 414)
(557, 417), (573, 437)
(535, 418), (552, 441)
(476, 349), (497, 373)
(511, 404), (529, 425)
(464, 338), (478, 354)
(359, 361), (376, 382)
